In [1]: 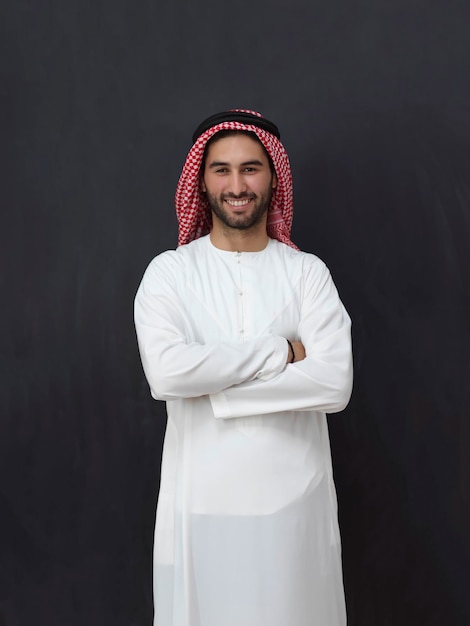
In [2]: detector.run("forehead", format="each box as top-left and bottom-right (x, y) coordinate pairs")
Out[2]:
(204, 133), (269, 165)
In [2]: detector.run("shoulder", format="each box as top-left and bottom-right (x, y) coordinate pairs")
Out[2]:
(148, 236), (208, 271)
(138, 237), (208, 290)
(270, 239), (329, 281)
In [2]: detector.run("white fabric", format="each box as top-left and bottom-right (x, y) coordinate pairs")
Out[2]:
(134, 235), (353, 626)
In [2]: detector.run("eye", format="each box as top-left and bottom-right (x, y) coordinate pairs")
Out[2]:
(215, 167), (228, 174)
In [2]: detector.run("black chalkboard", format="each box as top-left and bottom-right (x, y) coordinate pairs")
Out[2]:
(1, 1), (468, 624)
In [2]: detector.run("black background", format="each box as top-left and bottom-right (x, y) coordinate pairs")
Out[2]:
(1, 1), (469, 624)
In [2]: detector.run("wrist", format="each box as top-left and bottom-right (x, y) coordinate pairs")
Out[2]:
(286, 339), (295, 364)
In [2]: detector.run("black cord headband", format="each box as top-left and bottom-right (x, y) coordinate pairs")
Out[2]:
(192, 110), (281, 143)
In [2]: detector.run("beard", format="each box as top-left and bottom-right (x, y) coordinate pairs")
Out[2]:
(206, 189), (273, 231)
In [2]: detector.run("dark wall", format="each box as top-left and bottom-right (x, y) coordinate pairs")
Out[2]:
(1, 1), (469, 624)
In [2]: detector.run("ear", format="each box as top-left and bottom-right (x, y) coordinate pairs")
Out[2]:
(272, 173), (277, 189)
(200, 177), (207, 193)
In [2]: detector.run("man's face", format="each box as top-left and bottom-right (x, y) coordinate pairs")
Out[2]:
(201, 134), (277, 231)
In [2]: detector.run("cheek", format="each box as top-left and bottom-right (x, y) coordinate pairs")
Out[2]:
(256, 179), (275, 196)
(205, 179), (224, 196)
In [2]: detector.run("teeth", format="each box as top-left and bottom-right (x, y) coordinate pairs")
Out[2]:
(225, 199), (252, 207)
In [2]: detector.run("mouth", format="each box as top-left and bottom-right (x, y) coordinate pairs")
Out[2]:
(224, 197), (254, 208)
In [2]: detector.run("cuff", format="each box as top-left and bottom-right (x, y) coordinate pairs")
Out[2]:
(209, 390), (231, 419)
(256, 335), (288, 381)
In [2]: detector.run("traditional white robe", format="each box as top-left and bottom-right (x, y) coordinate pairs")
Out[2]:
(134, 235), (353, 626)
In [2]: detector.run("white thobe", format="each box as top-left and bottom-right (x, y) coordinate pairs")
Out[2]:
(134, 235), (353, 626)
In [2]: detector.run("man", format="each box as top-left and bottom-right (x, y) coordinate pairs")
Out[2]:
(134, 110), (353, 626)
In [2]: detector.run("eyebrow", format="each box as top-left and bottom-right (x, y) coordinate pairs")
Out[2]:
(208, 159), (265, 169)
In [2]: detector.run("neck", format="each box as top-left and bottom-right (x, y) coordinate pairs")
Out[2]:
(209, 223), (269, 252)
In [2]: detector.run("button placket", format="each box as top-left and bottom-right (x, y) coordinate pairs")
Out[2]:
(235, 252), (245, 339)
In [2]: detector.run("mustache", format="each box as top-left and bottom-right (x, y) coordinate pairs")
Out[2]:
(221, 192), (256, 200)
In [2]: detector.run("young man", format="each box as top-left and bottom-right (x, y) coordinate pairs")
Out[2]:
(134, 110), (353, 626)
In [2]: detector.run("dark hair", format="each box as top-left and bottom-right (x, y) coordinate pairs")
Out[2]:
(200, 130), (275, 174)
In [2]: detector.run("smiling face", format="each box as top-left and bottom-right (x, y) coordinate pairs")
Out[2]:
(201, 132), (277, 232)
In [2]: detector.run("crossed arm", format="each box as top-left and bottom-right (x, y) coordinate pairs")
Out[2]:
(134, 254), (352, 418)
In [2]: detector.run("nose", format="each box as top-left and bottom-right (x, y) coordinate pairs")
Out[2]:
(228, 172), (247, 196)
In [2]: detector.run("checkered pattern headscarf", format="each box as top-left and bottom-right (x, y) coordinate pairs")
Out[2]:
(175, 109), (298, 249)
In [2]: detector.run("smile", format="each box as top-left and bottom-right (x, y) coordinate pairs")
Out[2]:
(224, 198), (253, 207)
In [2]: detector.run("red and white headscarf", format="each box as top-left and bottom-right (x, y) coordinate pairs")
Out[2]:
(175, 109), (298, 249)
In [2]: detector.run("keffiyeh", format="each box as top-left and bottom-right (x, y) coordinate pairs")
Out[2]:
(175, 109), (297, 249)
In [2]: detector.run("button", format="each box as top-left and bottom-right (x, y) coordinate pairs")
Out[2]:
(239, 329), (244, 334)
(239, 291), (243, 296)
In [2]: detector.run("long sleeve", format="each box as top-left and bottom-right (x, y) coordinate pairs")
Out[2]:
(209, 261), (353, 418)
(134, 252), (288, 401)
